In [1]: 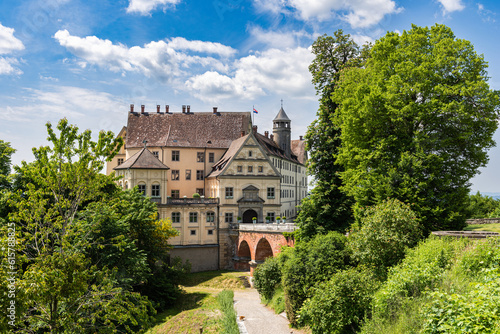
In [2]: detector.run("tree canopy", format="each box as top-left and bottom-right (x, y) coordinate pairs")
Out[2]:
(333, 24), (500, 233)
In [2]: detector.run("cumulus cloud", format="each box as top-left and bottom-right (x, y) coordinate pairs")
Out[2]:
(436, 0), (465, 13)
(126, 0), (181, 15)
(0, 23), (24, 75)
(186, 47), (315, 102)
(54, 30), (235, 80)
(247, 26), (314, 49)
(253, 0), (401, 28)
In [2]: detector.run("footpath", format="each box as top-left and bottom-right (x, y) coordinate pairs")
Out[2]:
(233, 289), (307, 334)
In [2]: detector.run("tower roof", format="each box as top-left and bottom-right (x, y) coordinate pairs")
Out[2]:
(273, 106), (290, 122)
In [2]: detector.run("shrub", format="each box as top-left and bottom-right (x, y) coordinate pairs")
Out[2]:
(349, 198), (422, 278)
(281, 231), (351, 326)
(372, 237), (466, 320)
(192, 193), (201, 198)
(253, 256), (282, 301)
(456, 237), (500, 277)
(299, 267), (379, 334)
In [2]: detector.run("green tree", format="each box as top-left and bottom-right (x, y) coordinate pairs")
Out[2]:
(0, 140), (15, 190)
(334, 24), (500, 234)
(297, 31), (365, 239)
(466, 191), (500, 218)
(7, 119), (165, 332)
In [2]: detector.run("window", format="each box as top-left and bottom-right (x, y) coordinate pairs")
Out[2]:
(196, 188), (204, 196)
(208, 229), (214, 235)
(138, 184), (146, 196)
(225, 212), (233, 224)
(186, 169), (191, 180)
(171, 212), (180, 223)
(206, 212), (215, 223)
(171, 190), (179, 198)
(124, 182), (128, 190)
(267, 187), (275, 199)
(197, 152), (204, 162)
(172, 150), (179, 161)
(258, 166), (263, 173)
(151, 184), (160, 197)
(117, 158), (124, 165)
(152, 151), (159, 159)
(196, 170), (204, 180)
(209, 152), (215, 163)
(248, 166), (253, 173)
(225, 187), (233, 198)
(249, 151), (252, 157)
(268, 212), (275, 222)
(171, 170), (180, 180)
(237, 166), (242, 173)
(190, 230), (196, 236)
(189, 212), (198, 223)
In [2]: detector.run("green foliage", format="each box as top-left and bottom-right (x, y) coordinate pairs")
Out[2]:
(264, 287), (285, 314)
(297, 30), (366, 239)
(192, 193), (201, 198)
(466, 191), (500, 218)
(253, 256), (282, 300)
(334, 24), (500, 234)
(0, 140), (15, 190)
(349, 198), (422, 277)
(371, 237), (466, 321)
(216, 290), (239, 334)
(421, 269), (500, 333)
(456, 237), (500, 277)
(299, 266), (379, 334)
(280, 231), (351, 326)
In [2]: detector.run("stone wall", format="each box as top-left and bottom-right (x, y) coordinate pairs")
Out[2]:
(170, 245), (218, 272)
(466, 218), (500, 225)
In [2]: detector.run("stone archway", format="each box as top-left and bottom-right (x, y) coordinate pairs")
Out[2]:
(235, 240), (251, 271)
(242, 209), (258, 223)
(255, 238), (274, 262)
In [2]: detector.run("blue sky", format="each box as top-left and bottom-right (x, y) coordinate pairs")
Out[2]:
(1, 0), (500, 194)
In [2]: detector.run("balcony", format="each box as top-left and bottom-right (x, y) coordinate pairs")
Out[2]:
(150, 197), (162, 204)
(163, 197), (219, 206)
(234, 223), (298, 232)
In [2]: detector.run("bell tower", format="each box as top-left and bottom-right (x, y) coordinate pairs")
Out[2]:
(272, 100), (291, 158)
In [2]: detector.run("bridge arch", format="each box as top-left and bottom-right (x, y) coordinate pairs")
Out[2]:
(255, 238), (273, 261)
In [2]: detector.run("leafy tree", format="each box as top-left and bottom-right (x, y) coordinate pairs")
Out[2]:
(5, 119), (181, 332)
(333, 24), (500, 234)
(253, 256), (282, 301)
(0, 140), (15, 190)
(349, 198), (422, 278)
(466, 191), (500, 218)
(297, 31), (365, 238)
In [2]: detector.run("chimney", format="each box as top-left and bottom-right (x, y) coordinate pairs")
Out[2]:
(213, 107), (218, 114)
(241, 131), (245, 137)
(187, 105), (191, 113)
(141, 105), (145, 114)
(182, 105), (186, 113)
(130, 104), (134, 113)
(270, 134), (274, 141)
(252, 125), (257, 134)
(157, 105), (160, 113)
(265, 131), (269, 138)
(300, 135), (303, 140)
(165, 105), (169, 113)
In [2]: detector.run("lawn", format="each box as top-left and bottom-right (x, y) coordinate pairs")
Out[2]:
(146, 271), (250, 334)
(464, 223), (500, 233)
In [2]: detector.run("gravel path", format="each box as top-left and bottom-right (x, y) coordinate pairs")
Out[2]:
(233, 289), (306, 334)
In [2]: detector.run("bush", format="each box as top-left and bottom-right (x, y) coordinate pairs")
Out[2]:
(192, 193), (201, 198)
(371, 237), (466, 321)
(281, 231), (351, 326)
(253, 256), (282, 301)
(456, 237), (500, 277)
(299, 267), (379, 334)
(349, 198), (422, 277)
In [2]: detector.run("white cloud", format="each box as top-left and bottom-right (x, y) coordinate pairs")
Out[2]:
(253, 0), (401, 28)
(126, 0), (181, 15)
(247, 26), (314, 49)
(437, 0), (465, 13)
(54, 30), (235, 80)
(351, 34), (374, 46)
(0, 23), (24, 75)
(186, 47), (315, 102)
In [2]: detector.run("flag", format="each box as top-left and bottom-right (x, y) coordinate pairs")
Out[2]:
(253, 107), (259, 114)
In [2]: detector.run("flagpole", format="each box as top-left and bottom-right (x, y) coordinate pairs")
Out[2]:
(252, 105), (254, 125)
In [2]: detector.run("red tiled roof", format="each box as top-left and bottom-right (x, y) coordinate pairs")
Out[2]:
(126, 111), (252, 148)
(254, 132), (302, 165)
(291, 139), (307, 164)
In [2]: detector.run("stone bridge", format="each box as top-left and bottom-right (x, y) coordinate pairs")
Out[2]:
(233, 223), (297, 274)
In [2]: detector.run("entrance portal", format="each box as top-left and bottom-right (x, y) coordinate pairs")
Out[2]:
(242, 209), (258, 223)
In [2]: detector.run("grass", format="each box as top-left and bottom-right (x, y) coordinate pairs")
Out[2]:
(146, 271), (249, 334)
(464, 223), (500, 233)
(262, 287), (286, 315)
(217, 290), (239, 334)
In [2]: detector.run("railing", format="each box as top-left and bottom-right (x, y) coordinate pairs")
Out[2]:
(164, 198), (219, 205)
(235, 223), (298, 232)
(150, 197), (161, 204)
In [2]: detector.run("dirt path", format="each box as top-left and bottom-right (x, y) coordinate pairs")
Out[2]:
(233, 289), (307, 334)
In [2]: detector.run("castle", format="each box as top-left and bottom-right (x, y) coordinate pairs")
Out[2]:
(106, 104), (307, 271)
